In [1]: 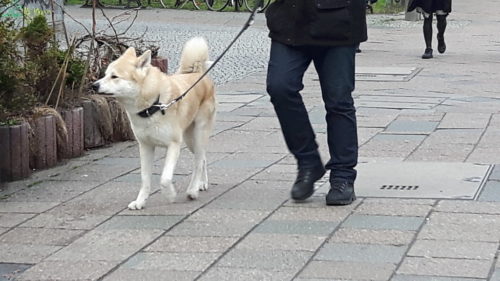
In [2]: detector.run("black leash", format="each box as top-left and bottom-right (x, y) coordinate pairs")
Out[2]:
(137, 4), (263, 118)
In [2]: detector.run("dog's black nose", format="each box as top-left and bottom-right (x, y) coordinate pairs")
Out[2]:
(91, 82), (99, 92)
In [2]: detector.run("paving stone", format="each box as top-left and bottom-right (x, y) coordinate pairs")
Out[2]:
(254, 220), (339, 236)
(198, 267), (295, 281)
(0, 228), (84, 246)
(299, 261), (395, 280)
(315, 243), (407, 264)
(342, 215), (425, 231)
(3, 180), (101, 203)
(167, 221), (254, 237)
(46, 229), (163, 262)
(251, 165), (296, 181)
(362, 198), (436, 205)
(0, 213), (35, 228)
(17, 260), (116, 281)
(491, 270), (500, 281)
(186, 208), (269, 224)
(478, 180), (500, 202)
(20, 213), (110, 230)
(0, 243), (61, 263)
(267, 206), (350, 222)
(392, 275), (484, 281)
(49, 164), (135, 182)
(408, 239), (497, 260)
(490, 165), (500, 180)
(0, 263), (32, 281)
(422, 129), (483, 145)
(145, 236), (238, 253)
(397, 257), (493, 278)
(236, 233), (326, 252)
(123, 252), (219, 271)
(207, 186), (287, 210)
(97, 215), (183, 230)
(438, 112), (491, 129)
(385, 120), (438, 134)
(0, 202), (58, 213)
(102, 268), (200, 281)
(419, 212), (500, 241)
(329, 228), (415, 246)
(355, 202), (432, 217)
(216, 249), (311, 271)
(435, 200), (500, 214)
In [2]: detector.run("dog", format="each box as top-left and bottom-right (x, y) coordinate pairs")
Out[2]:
(92, 37), (216, 210)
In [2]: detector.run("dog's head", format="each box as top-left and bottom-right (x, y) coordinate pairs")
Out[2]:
(92, 47), (152, 99)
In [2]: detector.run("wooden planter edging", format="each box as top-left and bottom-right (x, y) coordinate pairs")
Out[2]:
(0, 122), (31, 182)
(82, 99), (107, 149)
(152, 57), (168, 73)
(60, 107), (84, 158)
(31, 115), (57, 170)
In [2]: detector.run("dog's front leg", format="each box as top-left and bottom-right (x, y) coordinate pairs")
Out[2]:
(160, 142), (181, 203)
(128, 143), (155, 210)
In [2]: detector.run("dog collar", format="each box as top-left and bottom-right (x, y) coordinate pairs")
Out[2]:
(137, 97), (166, 118)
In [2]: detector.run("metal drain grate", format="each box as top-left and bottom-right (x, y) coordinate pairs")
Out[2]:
(380, 185), (419, 191)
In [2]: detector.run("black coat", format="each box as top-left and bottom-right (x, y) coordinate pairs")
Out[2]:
(265, 0), (368, 46)
(407, 0), (452, 14)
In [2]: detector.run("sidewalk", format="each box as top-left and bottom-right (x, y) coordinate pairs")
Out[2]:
(2, 0), (500, 280)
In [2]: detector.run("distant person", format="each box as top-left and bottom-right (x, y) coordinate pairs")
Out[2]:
(407, 0), (452, 59)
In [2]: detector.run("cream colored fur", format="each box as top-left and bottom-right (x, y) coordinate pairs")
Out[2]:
(93, 37), (216, 209)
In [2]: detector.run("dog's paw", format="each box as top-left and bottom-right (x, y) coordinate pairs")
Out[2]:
(128, 200), (146, 210)
(199, 183), (208, 191)
(187, 189), (199, 200)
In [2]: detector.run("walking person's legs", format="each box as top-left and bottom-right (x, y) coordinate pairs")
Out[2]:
(313, 45), (358, 205)
(436, 14), (448, 53)
(267, 41), (325, 201)
(422, 13), (434, 59)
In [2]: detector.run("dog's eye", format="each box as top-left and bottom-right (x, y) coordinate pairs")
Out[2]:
(111, 75), (119, 79)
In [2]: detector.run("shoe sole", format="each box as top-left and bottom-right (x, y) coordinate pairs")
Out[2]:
(291, 169), (326, 201)
(326, 194), (357, 206)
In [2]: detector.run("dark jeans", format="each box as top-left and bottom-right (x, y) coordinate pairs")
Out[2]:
(266, 41), (358, 183)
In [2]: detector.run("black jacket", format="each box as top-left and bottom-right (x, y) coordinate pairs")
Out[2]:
(407, 0), (452, 14)
(265, 0), (368, 46)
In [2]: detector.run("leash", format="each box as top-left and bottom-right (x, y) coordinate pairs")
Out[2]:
(138, 3), (263, 118)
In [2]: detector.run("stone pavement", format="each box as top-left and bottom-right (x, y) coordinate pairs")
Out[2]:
(2, 0), (500, 280)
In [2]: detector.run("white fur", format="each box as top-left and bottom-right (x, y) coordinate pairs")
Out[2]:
(93, 37), (216, 210)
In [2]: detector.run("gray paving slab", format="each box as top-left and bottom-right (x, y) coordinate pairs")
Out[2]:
(315, 243), (407, 264)
(329, 228), (415, 246)
(0, 263), (32, 281)
(20, 213), (110, 230)
(0, 202), (58, 213)
(298, 261), (396, 280)
(342, 215), (425, 231)
(236, 233), (326, 252)
(385, 120), (438, 134)
(0, 243), (61, 263)
(490, 165), (500, 180)
(17, 260), (117, 281)
(123, 252), (219, 271)
(96, 215), (183, 230)
(167, 220), (254, 237)
(397, 257), (493, 279)
(267, 206), (351, 222)
(391, 275), (484, 281)
(145, 236), (238, 253)
(355, 202), (432, 217)
(216, 249), (312, 271)
(199, 267), (295, 281)
(0, 213), (35, 228)
(477, 180), (500, 202)
(0, 228), (84, 246)
(408, 239), (497, 260)
(102, 268), (200, 281)
(254, 220), (339, 236)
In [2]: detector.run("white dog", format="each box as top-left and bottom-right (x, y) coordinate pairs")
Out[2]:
(93, 37), (216, 209)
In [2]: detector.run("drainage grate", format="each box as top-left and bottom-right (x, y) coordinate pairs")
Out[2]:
(380, 185), (419, 191)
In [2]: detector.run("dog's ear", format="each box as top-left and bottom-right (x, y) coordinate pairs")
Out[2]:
(123, 47), (137, 57)
(137, 50), (152, 69)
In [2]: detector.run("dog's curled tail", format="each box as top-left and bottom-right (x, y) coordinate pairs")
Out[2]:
(177, 37), (210, 74)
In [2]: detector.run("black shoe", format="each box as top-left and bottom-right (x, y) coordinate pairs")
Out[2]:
(291, 166), (326, 201)
(422, 48), (433, 59)
(356, 47), (362, 53)
(326, 179), (356, 206)
(437, 35), (446, 54)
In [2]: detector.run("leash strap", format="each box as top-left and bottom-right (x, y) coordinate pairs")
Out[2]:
(137, 2), (262, 118)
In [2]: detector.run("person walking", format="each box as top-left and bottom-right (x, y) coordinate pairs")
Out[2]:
(265, 0), (367, 205)
(407, 0), (452, 59)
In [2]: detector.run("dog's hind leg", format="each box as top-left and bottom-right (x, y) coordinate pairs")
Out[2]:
(129, 143), (155, 210)
(160, 142), (181, 203)
(185, 114), (214, 200)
